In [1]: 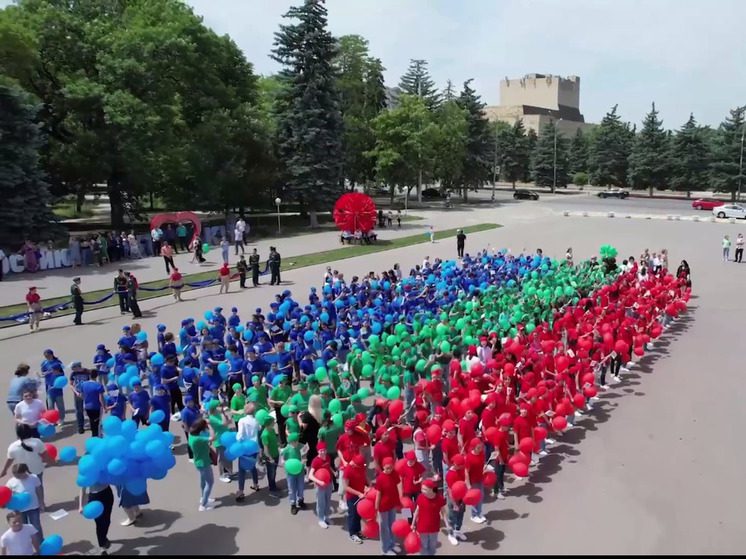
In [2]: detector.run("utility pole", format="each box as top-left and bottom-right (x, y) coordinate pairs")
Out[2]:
(552, 118), (562, 193)
(417, 77), (423, 203)
(492, 123), (498, 201)
(739, 122), (745, 202)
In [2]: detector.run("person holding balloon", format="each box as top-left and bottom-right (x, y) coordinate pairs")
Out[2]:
(78, 473), (113, 553)
(5, 463), (44, 538)
(375, 456), (403, 555)
(308, 441), (334, 528)
(188, 417), (218, 512)
(281, 432), (305, 515)
(411, 479), (449, 555)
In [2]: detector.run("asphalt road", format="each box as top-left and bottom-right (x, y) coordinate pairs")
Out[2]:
(1, 207), (745, 555)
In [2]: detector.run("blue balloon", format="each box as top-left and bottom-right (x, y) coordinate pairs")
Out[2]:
(272, 374), (285, 387)
(235, 324), (245, 333)
(39, 534), (63, 556)
(126, 365), (139, 376)
(225, 443), (241, 462)
(53, 376), (68, 389)
(204, 311), (214, 321)
(150, 353), (164, 366)
(76, 473), (96, 488)
(105, 357), (116, 368)
(84, 437), (104, 454)
(78, 454), (100, 476)
(220, 431), (237, 448)
(7, 492), (31, 511)
(38, 423), (55, 439)
(106, 458), (127, 476)
(149, 410), (166, 425)
(304, 331), (314, 342)
(238, 455), (256, 471)
(242, 440), (260, 456)
(59, 446), (77, 463)
(242, 329), (254, 341)
(196, 321), (207, 331)
(145, 440), (166, 459)
(217, 362), (230, 375)
(125, 477), (147, 496)
(82, 500), (104, 520)
(121, 419), (138, 440)
(136, 331), (147, 342)
(106, 435), (127, 458)
(320, 312), (330, 324)
(128, 440), (148, 460)
(102, 415), (122, 436)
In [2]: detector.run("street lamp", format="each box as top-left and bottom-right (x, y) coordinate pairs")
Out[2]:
(492, 123), (499, 201)
(552, 118), (563, 193)
(274, 197), (281, 234)
(738, 123), (745, 202)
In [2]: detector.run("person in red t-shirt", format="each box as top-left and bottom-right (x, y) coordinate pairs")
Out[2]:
(465, 438), (486, 524)
(375, 457), (402, 554)
(309, 442), (334, 528)
(25, 286), (42, 331)
(400, 450), (425, 500)
(458, 409), (478, 448)
(336, 421), (361, 508)
(218, 263), (231, 294)
(169, 268), (184, 301)
(513, 404), (535, 465)
(373, 428), (395, 472)
(344, 454), (368, 544)
(413, 479), (448, 554)
(445, 454), (467, 544)
(440, 425), (460, 479)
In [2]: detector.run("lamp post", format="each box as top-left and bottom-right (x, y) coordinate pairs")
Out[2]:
(274, 197), (281, 234)
(738, 123), (745, 202)
(492, 123), (499, 201)
(552, 118), (562, 193)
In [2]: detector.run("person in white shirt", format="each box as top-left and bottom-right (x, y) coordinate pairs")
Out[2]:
(5, 464), (44, 538)
(0, 511), (39, 556)
(235, 404), (260, 500)
(1, 425), (51, 482)
(127, 231), (141, 259)
(13, 391), (44, 431)
(234, 218), (246, 256)
(150, 226), (163, 258)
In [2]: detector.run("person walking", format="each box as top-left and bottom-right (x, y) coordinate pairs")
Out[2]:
(412, 479), (448, 555)
(150, 225), (163, 260)
(722, 234), (731, 262)
(71, 277), (84, 326)
(236, 255), (248, 289)
(234, 217), (246, 256)
(125, 272), (142, 318)
(79, 371), (105, 437)
(735, 234), (744, 263)
(79, 481), (113, 553)
(188, 418), (218, 512)
(220, 238), (230, 265)
(25, 287), (42, 332)
(429, 226), (435, 243)
(268, 247), (281, 286)
(176, 223), (188, 252)
(249, 248), (261, 287)
(114, 271), (129, 316)
(169, 268), (184, 301)
(161, 242), (175, 274)
(456, 229), (466, 258)
(218, 263), (231, 294)
(69, 362), (93, 434)
(191, 237), (206, 264)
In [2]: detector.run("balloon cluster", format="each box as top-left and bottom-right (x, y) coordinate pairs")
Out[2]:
(599, 244), (618, 260)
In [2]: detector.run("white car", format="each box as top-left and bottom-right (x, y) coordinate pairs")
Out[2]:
(713, 204), (746, 219)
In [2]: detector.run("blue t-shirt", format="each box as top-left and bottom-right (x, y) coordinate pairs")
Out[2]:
(199, 373), (222, 395)
(162, 342), (177, 359)
(80, 380), (104, 410)
(180, 405), (200, 428)
(106, 394), (127, 419)
(160, 365), (179, 390)
(151, 394), (171, 415)
(129, 390), (150, 416)
(70, 370), (92, 391)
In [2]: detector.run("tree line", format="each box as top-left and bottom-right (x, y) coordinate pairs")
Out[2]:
(0, 0), (744, 245)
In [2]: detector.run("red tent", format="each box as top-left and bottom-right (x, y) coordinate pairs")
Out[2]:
(149, 211), (202, 245)
(333, 193), (377, 233)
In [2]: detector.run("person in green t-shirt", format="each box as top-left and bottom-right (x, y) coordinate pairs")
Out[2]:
(260, 416), (280, 495)
(268, 377), (292, 447)
(290, 384), (310, 412)
(207, 400), (233, 482)
(187, 417), (217, 511)
(281, 432), (305, 514)
(249, 376), (269, 411)
(230, 384), (246, 425)
(285, 406), (301, 439)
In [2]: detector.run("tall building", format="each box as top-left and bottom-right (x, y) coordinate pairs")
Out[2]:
(484, 74), (595, 136)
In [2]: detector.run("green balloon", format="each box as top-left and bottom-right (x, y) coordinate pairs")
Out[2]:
(328, 399), (342, 414)
(357, 387), (370, 399)
(315, 367), (327, 382)
(386, 336), (397, 348)
(391, 374), (400, 386)
(368, 335), (380, 346)
(285, 458), (303, 475)
(280, 404), (290, 418)
(332, 413), (343, 428)
(440, 341), (451, 353)
(327, 359), (338, 370)
(202, 242), (210, 254)
(526, 323), (536, 334)
(255, 409), (269, 426)
(415, 359), (427, 373)
(361, 364), (373, 378)
(386, 386), (401, 400)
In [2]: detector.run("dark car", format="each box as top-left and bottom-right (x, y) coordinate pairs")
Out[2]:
(421, 188), (446, 199)
(513, 189), (540, 200)
(598, 188), (629, 199)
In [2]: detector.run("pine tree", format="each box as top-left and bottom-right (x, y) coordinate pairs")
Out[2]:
(0, 85), (59, 247)
(455, 79), (492, 200)
(524, 128), (538, 183)
(531, 120), (569, 190)
(568, 129), (589, 175)
(443, 80), (456, 102)
(669, 114), (710, 197)
(589, 105), (633, 188)
(628, 102), (670, 196)
(499, 120), (530, 188)
(272, 0), (343, 224)
(363, 57), (387, 118)
(398, 59), (440, 110)
(710, 106), (746, 201)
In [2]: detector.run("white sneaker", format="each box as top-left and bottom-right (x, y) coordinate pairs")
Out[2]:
(350, 535), (363, 544)
(198, 503), (219, 511)
(611, 376), (620, 384)
(219, 475), (232, 483)
(339, 500), (348, 512)
(318, 520), (329, 529)
(471, 515), (486, 524)
(456, 531), (467, 541)
(539, 450), (548, 456)
(545, 438), (556, 445)
(448, 534), (459, 546)
(601, 384), (609, 390)
(574, 411), (583, 419)
(496, 491), (506, 500)
(188, 458), (194, 463)
(590, 396), (600, 401)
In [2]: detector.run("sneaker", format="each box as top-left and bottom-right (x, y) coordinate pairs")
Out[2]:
(350, 535), (363, 544)
(471, 515), (486, 524)
(339, 500), (348, 512)
(384, 551), (397, 556)
(545, 438), (556, 445)
(318, 520), (329, 529)
(219, 475), (232, 483)
(198, 503), (219, 511)
(590, 396), (600, 402)
(236, 494), (245, 503)
(601, 384), (610, 390)
(298, 500), (306, 510)
(496, 491), (506, 500)
(120, 518), (136, 526)
(539, 450), (548, 456)
(448, 534), (459, 546)
(188, 458), (194, 463)
(290, 504), (298, 515)
(456, 531), (467, 541)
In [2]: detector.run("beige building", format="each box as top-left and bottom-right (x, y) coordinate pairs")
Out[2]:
(484, 74), (595, 136)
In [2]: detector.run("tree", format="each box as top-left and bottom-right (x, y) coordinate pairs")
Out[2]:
(669, 114), (710, 197)
(710, 106), (746, 201)
(524, 128), (538, 183)
(589, 105), (633, 188)
(628, 102), (670, 196)
(272, 0), (344, 225)
(431, 99), (468, 194)
(0, 84), (59, 246)
(455, 79), (491, 200)
(497, 120), (530, 188)
(531, 121), (569, 190)
(443, 80), (456, 102)
(398, 59), (440, 111)
(568, 129), (589, 176)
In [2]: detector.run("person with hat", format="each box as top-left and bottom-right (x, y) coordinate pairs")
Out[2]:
(249, 248), (261, 287)
(113, 270), (129, 316)
(268, 246), (281, 286)
(69, 361), (92, 434)
(150, 385), (171, 433)
(207, 400), (234, 483)
(465, 438), (486, 524)
(445, 454), (467, 545)
(343, 453), (368, 544)
(260, 415), (280, 496)
(218, 262), (231, 294)
(125, 272), (142, 318)
(70, 277), (84, 325)
(40, 353), (65, 424)
(412, 478), (449, 555)
(92, 344), (112, 376)
(236, 255), (248, 289)
(235, 402), (260, 501)
(229, 383), (246, 427)
(375, 456), (402, 555)
(127, 380), (150, 427)
(268, 376), (292, 447)
(308, 441), (334, 528)
(104, 383), (126, 420)
(187, 417), (218, 512)
(79, 371), (105, 437)
(400, 450), (426, 503)
(281, 432), (305, 515)
(25, 287), (42, 332)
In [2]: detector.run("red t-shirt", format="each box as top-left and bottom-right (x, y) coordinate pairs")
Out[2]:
(375, 471), (401, 512)
(465, 452), (484, 484)
(415, 493), (446, 534)
(311, 455), (333, 480)
(26, 293), (40, 305)
(441, 436), (460, 464)
(459, 416), (478, 444)
(219, 267), (230, 277)
(373, 441), (394, 471)
(413, 428), (428, 450)
(170, 271), (183, 283)
(513, 416), (532, 441)
(336, 434), (360, 463)
(400, 461), (426, 495)
(344, 465), (367, 500)
(493, 430), (510, 463)
(445, 467), (465, 488)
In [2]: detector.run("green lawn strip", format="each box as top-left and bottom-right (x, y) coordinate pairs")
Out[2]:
(0, 222), (499, 325)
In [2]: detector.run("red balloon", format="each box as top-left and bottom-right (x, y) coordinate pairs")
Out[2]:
(450, 480), (467, 501)
(614, 340), (626, 354)
(651, 325), (662, 339)
(315, 468), (331, 486)
(400, 496), (414, 511)
(362, 519), (380, 539)
(365, 488), (379, 502)
(44, 443), (59, 461)
(398, 425), (413, 441)
(484, 426), (499, 446)
(503, 362), (515, 377)
(583, 385), (598, 398)
(392, 518), (412, 539)
(463, 488), (481, 506)
(333, 192), (377, 233)
(395, 458), (408, 476)
(42, 410), (60, 424)
(483, 471), (497, 488)
(555, 355), (569, 372)
(511, 461), (529, 477)
(572, 394), (585, 409)
(518, 437), (534, 455)
(357, 498), (376, 520)
(0, 487), (10, 507)
(582, 372), (595, 386)
(426, 424), (442, 445)
(534, 426), (547, 441)
(470, 362), (484, 376)
(388, 400), (404, 421)
(509, 451), (529, 466)
(404, 532), (422, 554)
(633, 345), (644, 356)
(498, 413), (513, 427)
(552, 415), (568, 431)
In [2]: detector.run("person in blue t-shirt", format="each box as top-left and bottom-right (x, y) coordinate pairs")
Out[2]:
(79, 371), (105, 437)
(42, 360), (65, 422)
(160, 356), (182, 413)
(69, 362), (93, 434)
(150, 384), (171, 433)
(181, 367), (199, 402)
(299, 351), (315, 380)
(198, 367), (223, 402)
(228, 307), (241, 328)
(158, 324), (169, 353)
(128, 380), (150, 426)
(275, 343), (293, 377)
(92, 344), (112, 375)
(104, 383), (127, 420)
(179, 395), (201, 461)
(161, 333), (177, 360)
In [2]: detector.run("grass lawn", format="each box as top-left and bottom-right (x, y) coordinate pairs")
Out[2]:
(0, 222), (499, 326)
(52, 199), (95, 219)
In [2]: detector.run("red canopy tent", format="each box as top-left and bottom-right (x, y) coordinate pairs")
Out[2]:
(333, 193), (377, 233)
(149, 211), (202, 245)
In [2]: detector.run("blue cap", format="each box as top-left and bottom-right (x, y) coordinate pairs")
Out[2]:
(214, 307), (223, 312)
(157, 324), (167, 331)
(43, 348), (54, 355)
(106, 383), (118, 391)
(270, 302), (279, 308)
(131, 379), (141, 386)
(154, 384), (165, 391)
(255, 308), (262, 313)
(180, 320), (188, 326)
(122, 325), (131, 331)
(70, 361), (82, 368)
(231, 307), (238, 312)
(282, 290), (291, 297)
(96, 344), (106, 351)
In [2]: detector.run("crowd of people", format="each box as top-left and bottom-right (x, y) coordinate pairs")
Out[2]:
(1, 244), (692, 555)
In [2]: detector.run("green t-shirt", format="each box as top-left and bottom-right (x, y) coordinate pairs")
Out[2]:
(270, 385), (292, 406)
(230, 393), (246, 421)
(248, 385), (269, 410)
(188, 433), (211, 469)
(281, 444), (302, 462)
(261, 428), (280, 459)
(319, 423), (342, 451)
(209, 412), (229, 448)
(290, 391), (310, 412)
(286, 417), (300, 434)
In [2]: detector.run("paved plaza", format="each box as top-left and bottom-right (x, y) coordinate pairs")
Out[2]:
(0, 194), (744, 555)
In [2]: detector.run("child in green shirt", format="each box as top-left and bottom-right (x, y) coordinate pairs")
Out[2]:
(281, 432), (305, 514)
(260, 416), (280, 495)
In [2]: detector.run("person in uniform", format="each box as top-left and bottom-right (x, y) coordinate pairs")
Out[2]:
(71, 277), (84, 325)
(268, 247), (281, 286)
(236, 255), (249, 289)
(249, 248), (261, 287)
(126, 272), (142, 318)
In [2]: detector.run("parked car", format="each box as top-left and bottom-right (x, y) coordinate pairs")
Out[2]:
(513, 189), (540, 200)
(422, 188), (446, 199)
(713, 204), (746, 219)
(597, 188), (629, 199)
(692, 198), (724, 210)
